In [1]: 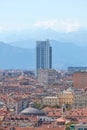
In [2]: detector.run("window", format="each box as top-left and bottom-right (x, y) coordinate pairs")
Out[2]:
(84, 128), (87, 130)
(78, 128), (83, 130)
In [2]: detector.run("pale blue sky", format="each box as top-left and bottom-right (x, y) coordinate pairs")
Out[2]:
(0, 0), (87, 32)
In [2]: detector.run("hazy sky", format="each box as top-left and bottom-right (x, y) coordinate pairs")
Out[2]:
(0, 0), (87, 32)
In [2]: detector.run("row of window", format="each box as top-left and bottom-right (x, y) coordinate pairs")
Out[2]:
(78, 128), (87, 130)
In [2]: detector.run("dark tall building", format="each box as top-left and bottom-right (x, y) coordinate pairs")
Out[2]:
(36, 40), (52, 74)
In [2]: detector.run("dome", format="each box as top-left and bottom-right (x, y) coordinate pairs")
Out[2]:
(20, 107), (46, 116)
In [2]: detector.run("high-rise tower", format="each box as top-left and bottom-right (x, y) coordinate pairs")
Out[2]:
(36, 40), (52, 74)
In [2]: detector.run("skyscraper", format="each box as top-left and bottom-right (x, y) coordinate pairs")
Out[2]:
(36, 40), (52, 74)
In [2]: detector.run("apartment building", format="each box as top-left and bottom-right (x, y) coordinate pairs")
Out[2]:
(58, 90), (74, 107)
(43, 89), (74, 107)
(43, 96), (59, 106)
(73, 89), (87, 108)
(73, 71), (87, 88)
(38, 69), (58, 85)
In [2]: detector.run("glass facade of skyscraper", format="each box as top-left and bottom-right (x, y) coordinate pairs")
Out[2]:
(36, 40), (52, 74)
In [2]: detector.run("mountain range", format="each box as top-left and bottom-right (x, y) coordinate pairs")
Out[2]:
(1, 29), (87, 47)
(0, 42), (35, 69)
(0, 39), (87, 70)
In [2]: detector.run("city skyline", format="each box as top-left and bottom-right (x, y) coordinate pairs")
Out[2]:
(1, 1), (87, 129)
(0, 0), (87, 69)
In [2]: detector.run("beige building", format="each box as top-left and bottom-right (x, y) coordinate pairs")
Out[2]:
(43, 96), (59, 106)
(42, 89), (74, 107)
(58, 90), (74, 107)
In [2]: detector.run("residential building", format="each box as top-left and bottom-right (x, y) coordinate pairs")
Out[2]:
(70, 124), (87, 130)
(43, 96), (59, 106)
(73, 71), (87, 88)
(38, 69), (58, 85)
(73, 89), (87, 108)
(58, 90), (74, 107)
(42, 89), (74, 107)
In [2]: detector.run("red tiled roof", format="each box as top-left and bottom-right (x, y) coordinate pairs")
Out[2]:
(11, 126), (65, 130)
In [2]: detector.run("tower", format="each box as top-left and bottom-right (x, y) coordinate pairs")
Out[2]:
(36, 40), (52, 75)
(62, 104), (66, 117)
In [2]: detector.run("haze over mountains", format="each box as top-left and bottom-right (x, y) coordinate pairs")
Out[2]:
(0, 29), (87, 69)
(1, 29), (87, 47)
